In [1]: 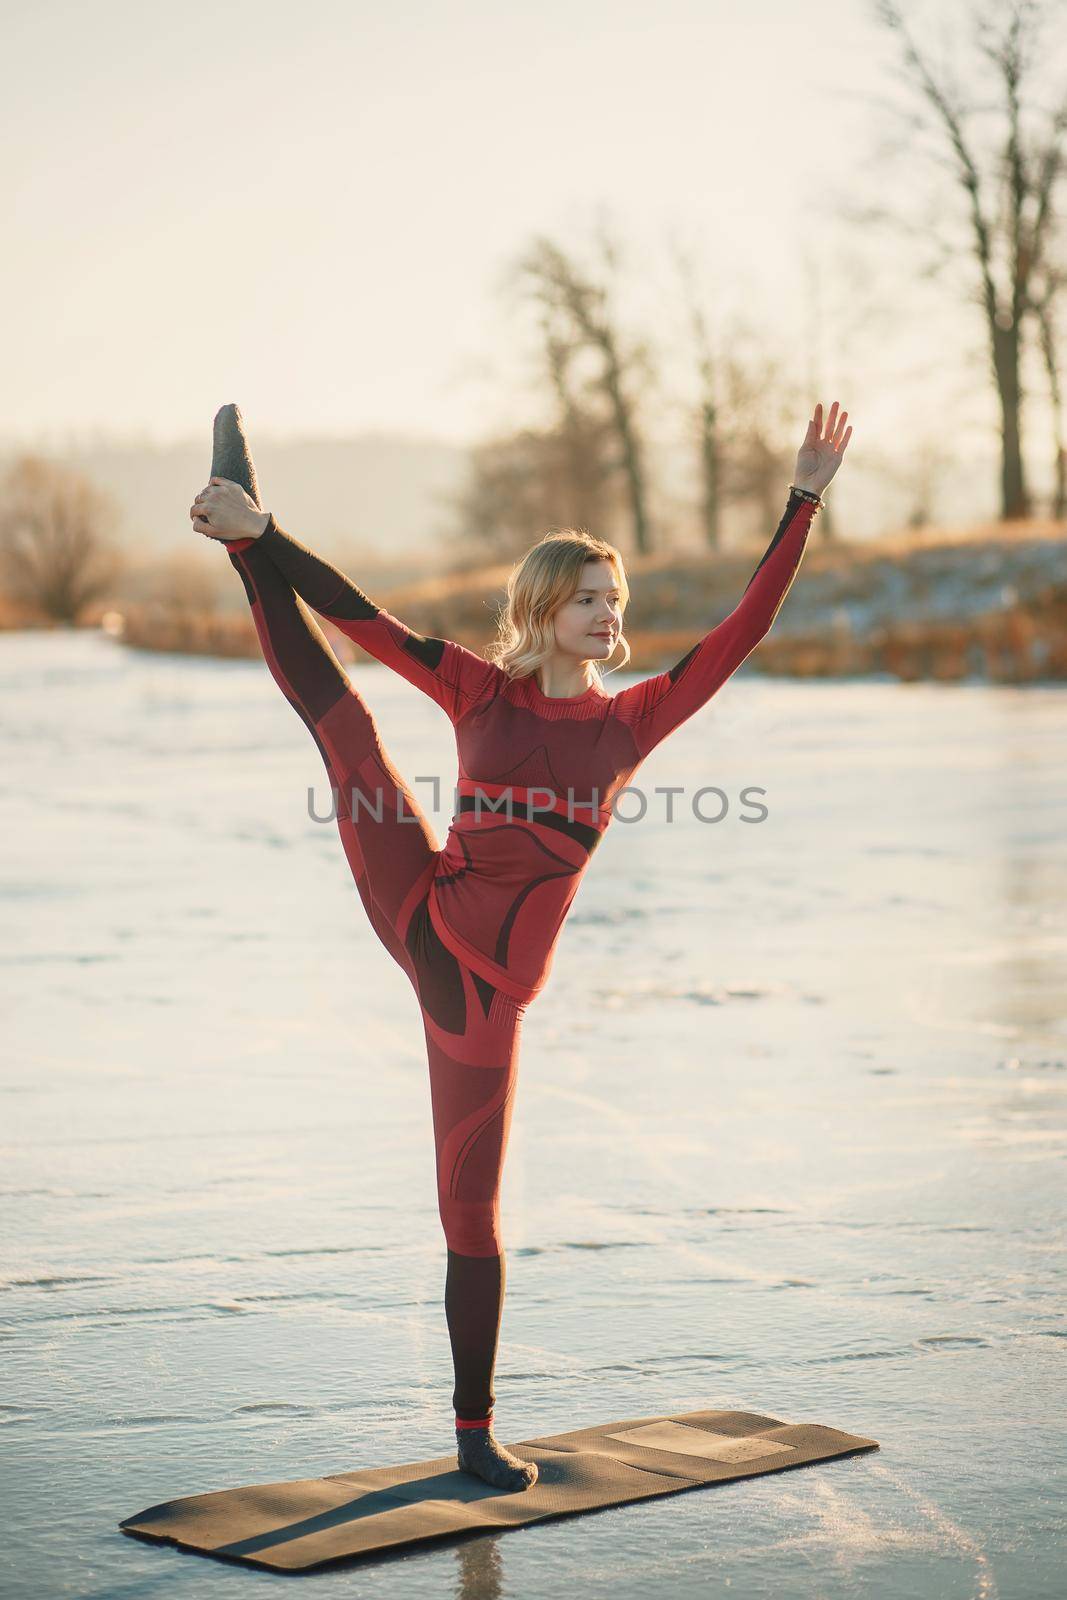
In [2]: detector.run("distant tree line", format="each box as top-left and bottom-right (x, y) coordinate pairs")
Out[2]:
(445, 225), (821, 566)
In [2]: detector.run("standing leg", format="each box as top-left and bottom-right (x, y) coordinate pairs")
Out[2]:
(403, 906), (538, 1490)
(227, 538), (438, 974)
(228, 537), (536, 1491)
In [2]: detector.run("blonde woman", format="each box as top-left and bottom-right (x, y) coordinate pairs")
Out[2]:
(190, 400), (851, 1492)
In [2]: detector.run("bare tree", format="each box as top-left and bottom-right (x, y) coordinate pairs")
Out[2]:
(1031, 265), (1067, 516)
(671, 241), (724, 552)
(509, 230), (656, 552)
(0, 455), (123, 622)
(868, 0), (1067, 520)
(707, 345), (808, 538)
(446, 417), (620, 567)
(668, 235), (865, 551)
(541, 313), (619, 528)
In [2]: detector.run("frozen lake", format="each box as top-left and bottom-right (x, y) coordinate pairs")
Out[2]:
(2, 628), (1065, 1598)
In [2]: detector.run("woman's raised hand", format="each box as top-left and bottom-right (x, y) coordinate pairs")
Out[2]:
(793, 401), (852, 497)
(189, 477), (270, 541)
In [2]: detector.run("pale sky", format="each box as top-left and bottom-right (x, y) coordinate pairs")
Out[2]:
(6, 0), (1066, 508)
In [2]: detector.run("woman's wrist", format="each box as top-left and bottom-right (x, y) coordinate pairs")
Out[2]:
(790, 482), (824, 506)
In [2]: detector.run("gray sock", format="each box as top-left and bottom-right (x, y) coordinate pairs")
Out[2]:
(210, 403), (262, 507)
(456, 1425), (538, 1492)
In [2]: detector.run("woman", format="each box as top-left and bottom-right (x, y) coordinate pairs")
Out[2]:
(190, 399), (852, 1492)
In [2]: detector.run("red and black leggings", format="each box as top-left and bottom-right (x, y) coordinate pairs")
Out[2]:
(228, 536), (523, 1427)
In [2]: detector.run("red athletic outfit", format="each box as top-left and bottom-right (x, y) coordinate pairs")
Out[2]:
(220, 485), (819, 1425)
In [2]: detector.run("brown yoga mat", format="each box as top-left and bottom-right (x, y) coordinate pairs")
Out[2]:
(120, 1407), (879, 1572)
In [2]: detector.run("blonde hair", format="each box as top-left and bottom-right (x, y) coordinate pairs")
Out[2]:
(486, 527), (632, 689)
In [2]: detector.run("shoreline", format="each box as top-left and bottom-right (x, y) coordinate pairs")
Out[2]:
(7, 513), (1067, 685)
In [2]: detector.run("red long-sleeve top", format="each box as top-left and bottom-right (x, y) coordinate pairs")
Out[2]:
(224, 488), (818, 1001)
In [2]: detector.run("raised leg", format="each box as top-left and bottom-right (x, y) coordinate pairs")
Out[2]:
(227, 537), (439, 973)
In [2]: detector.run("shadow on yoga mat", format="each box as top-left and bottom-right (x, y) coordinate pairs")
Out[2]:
(120, 1407), (879, 1572)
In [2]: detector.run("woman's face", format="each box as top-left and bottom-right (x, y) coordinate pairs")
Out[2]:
(551, 559), (623, 662)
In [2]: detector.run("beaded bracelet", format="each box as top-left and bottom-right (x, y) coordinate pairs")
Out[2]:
(790, 483), (824, 507)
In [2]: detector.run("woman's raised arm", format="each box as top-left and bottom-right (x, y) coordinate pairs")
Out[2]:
(194, 479), (503, 724)
(611, 486), (821, 758)
(612, 401), (851, 760)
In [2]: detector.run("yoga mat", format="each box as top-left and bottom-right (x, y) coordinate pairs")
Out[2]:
(120, 1407), (879, 1572)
